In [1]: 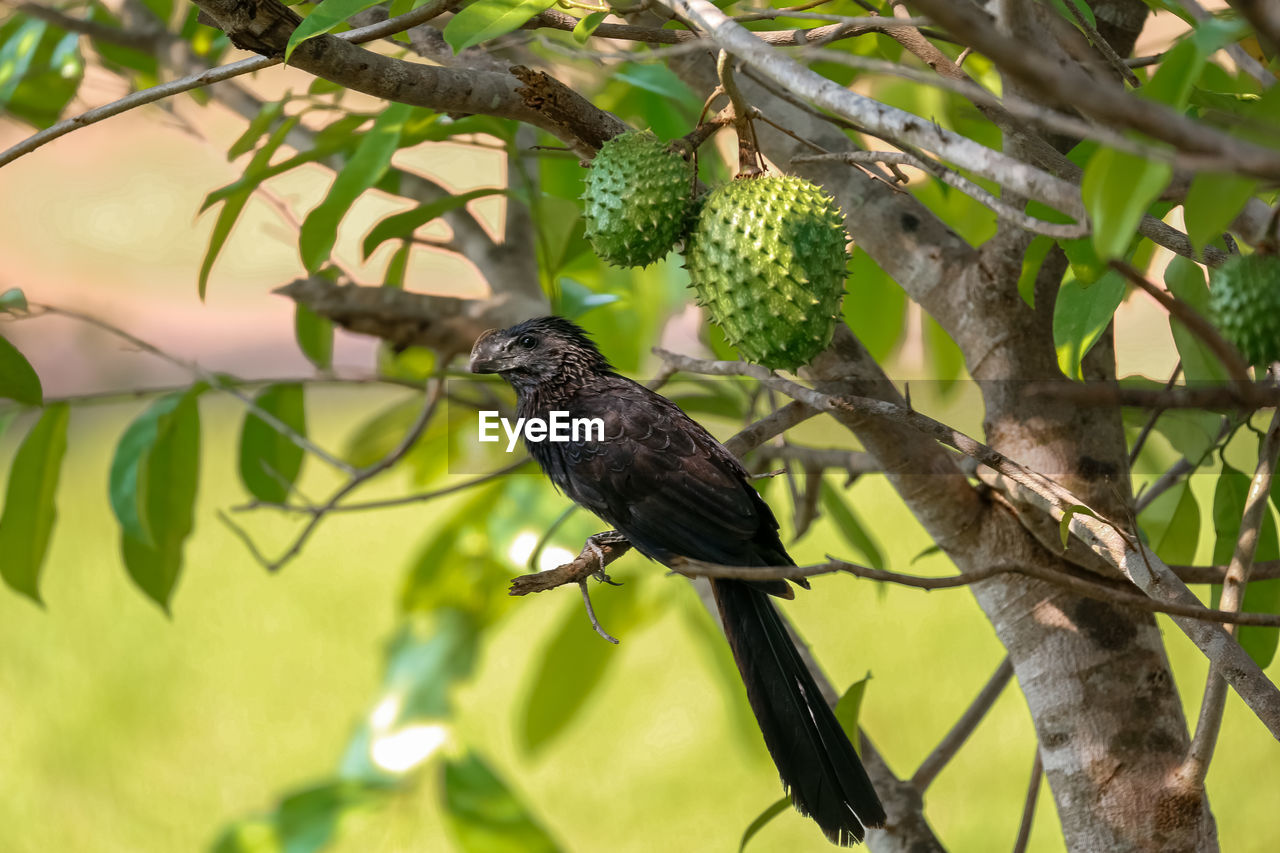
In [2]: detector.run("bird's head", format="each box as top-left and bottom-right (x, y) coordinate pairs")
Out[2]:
(468, 316), (612, 390)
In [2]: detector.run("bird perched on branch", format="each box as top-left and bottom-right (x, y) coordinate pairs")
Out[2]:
(469, 316), (885, 845)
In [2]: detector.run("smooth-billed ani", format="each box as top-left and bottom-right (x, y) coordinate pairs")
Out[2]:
(469, 316), (885, 845)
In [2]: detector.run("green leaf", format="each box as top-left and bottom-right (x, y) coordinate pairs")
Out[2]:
(820, 482), (884, 570)
(1141, 38), (1203, 110)
(213, 780), (385, 853)
(1017, 235), (1054, 308)
(1047, 0), (1095, 28)
(285, 0), (388, 62)
(0, 288), (27, 313)
(1163, 256), (1227, 383)
(294, 301), (334, 370)
(1053, 269), (1125, 381)
(1212, 464), (1252, 565)
(554, 277), (620, 320)
(923, 314), (964, 393)
(361, 187), (506, 259)
(573, 10), (607, 43)
(238, 383), (306, 504)
(441, 751), (560, 853)
(833, 672), (871, 742)
(843, 247), (906, 363)
(227, 95), (287, 160)
(1081, 147), (1172, 261)
(1183, 172), (1256, 255)
(113, 390), (202, 611)
(443, 0), (557, 53)
(0, 403), (69, 602)
(0, 17), (84, 128)
(109, 393), (183, 544)
(1151, 409), (1221, 464)
(0, 334), (42, 406)
(1059, 504), (1098, 550)
(199, 115), (301, 298)
(520, 590), (647, 753)
(739, 797), (791, 853)
(299, 102), (412, 272)
(1139, 480), (1200, 565)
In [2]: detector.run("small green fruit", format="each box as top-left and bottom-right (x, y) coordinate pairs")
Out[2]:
(581, 131), (694, 268)
(1209, 253), (1280, 366)
(686, 175), (848, 370)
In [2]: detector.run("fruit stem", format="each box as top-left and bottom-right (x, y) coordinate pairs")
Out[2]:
(716, 50), (765, 178)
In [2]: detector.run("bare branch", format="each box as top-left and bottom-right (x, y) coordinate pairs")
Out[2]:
(0, 0), (457, 168)
(1182, 407), (1280, 788)
(911, 657), (1014, 792)
(794, 150), (1088, 239)
(654, 347), (1280, 734)
(911, 0), (1280, 180)
(1011, 751), (1043, 853)
(1180, 0), (1274, 88)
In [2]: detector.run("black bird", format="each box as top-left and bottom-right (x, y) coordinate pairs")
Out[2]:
(469, 316), (885, 845)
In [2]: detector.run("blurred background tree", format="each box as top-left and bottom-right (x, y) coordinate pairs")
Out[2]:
(1, 0), (1279, 851)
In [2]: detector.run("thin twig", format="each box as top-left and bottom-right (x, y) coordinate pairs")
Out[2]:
(794, 150), (1089, 239)
(1061, 0), (1141, 86)
(1182, 407), (1280, 788)
(911, 657), (1014, 791)
(653, 346), (1280, 735)
(1026, 382), (1279, 410)
(234, 458), (530, 514)
(1110, 260), (1253, 384)
(248, 372), (448, 571)
(669, 556), (1280, 627)
(1129, 363), (1182, 467)
(1012, 751), (1043, 853)
(28, 303), (354, 474)
(1180, 0), (1274, 89)
(0, 0), (455, 168)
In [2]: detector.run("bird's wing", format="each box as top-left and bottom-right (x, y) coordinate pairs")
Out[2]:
(557, 378), (792, 572)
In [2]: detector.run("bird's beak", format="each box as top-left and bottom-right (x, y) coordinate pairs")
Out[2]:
(468, 328), (506, 374)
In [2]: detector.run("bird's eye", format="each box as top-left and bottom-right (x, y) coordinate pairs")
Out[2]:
(517, 334), (538, 349)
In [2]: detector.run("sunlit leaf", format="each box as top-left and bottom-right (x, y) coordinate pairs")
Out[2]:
(228, 95), (288, 160)
(441, 751), (560, 853)
(1053, 270), (1125, 381)
(285, 0), (388, 62)
(0, 17), (84, 128)
(299, 102), (413, 272)
(833, 672), (871, 743)
(199, 115), (301, 299)
(1081, 147), (1171, 262)
(1141, 37), (1203, 110)
(573, 11), (607, 43)
(362, 188), (506, 259)
(443, 0), (558, 53)
(0, 334), (42, 406)
(0, 403), (69, 602)
(1183, 172), (1256, 255)
(239, 383), (307, 504)
(1059, 504), (1097, 551)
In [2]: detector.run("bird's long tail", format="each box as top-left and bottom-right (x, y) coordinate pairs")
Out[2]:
(711, 578), (886, 846)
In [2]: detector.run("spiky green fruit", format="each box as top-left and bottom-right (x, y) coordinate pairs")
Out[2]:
(686, 175), (848, 371)
(581, 131), (693, 267)
(1210, 253), (1280, 366)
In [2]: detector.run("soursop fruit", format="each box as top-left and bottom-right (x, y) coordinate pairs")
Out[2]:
(686, 175), (848, 370)
(581, 131), (694, 267)
(1209, 253), (1280, 366)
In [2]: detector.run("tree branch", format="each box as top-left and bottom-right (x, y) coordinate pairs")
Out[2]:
(1182, 406), (1280, 787)
(654, 347), (1280, 735)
